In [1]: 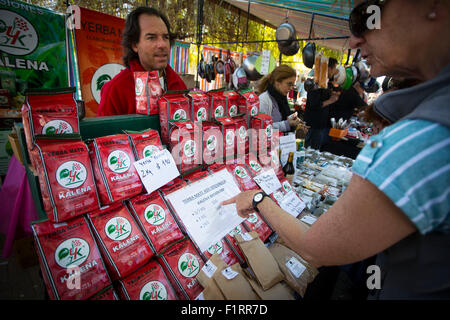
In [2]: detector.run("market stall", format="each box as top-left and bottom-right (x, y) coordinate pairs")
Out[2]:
(0, 0), (379, 301)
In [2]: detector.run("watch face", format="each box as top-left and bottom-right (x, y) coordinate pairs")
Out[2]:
(254, 193), (263, 202)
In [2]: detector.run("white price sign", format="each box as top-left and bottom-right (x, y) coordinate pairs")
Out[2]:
(253, 168), (282, 195)
(133, 149), (180, 194)
(279, 191), (305, 217)
(166, 169), (245, 252)
(260, 50), (271, 75)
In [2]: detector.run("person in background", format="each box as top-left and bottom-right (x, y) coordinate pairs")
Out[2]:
(303, 57), (340, 149)
(97, 7), (187, 116)
(258, 65), (302, 133)
(223, 0), (450, 299)
(328, 81), (368, 123)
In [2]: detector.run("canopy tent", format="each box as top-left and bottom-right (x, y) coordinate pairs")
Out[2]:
(221, 0), (355, 52)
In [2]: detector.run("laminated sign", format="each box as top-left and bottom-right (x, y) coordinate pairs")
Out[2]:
(165, 168), (245, 253)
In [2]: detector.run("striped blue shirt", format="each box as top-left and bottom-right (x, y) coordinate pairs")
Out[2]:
(352, 120), (450, 235)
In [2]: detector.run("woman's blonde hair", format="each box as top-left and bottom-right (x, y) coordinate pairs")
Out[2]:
(258, 65), (296, 93)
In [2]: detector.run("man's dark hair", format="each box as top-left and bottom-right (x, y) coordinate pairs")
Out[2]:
(122, 7), (174, 68)
(328, 57), (338, 69)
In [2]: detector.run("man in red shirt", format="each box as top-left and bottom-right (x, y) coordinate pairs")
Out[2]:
(97, 7), (187, 116)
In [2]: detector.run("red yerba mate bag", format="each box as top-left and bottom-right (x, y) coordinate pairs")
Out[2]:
(118, 260), (178, 300)
(86, 203), (154, 280)
(169, 120), (202, 174)
(159, 91), (190, 144)
(88, 134), (142, 206)
(251, 113), (274, 155)
(242, 212), (273, 242)
(203, 238), (240, 266)
(201, 121), (222, 166)
(223, 90), (240, 118)
(187, 91), (210, 122)
(158, 239), (204, 300)
(31, 217), (111, 300)
(22, 87), (80, 151)
(35, 140), (99, 222)
(216, 117), (236, 161)
(207, 89), (227, 120)
(244, 152), (264, 177)
(227, 159), (258, 191)
(234, 115), (249, 157)
(125, 128), (163, 160)
(223, 224), (246, 265)
(238, 89), (259, 127)
(134, 71), (162, 115)
(127, 191), (184, 254)
(90, 286), (120, 300)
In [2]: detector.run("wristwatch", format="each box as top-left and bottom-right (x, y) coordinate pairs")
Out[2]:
(252, 191), (269, 213)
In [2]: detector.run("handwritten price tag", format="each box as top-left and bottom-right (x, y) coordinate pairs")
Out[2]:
(253, 168), (282, 195)
(279, 191), (305, 218)
(133, 149), (180, 194)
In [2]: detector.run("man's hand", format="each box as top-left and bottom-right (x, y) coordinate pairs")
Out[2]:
(221, 190), (260, 218)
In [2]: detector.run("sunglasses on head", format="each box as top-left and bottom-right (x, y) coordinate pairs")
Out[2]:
(349, 0), (387, 37)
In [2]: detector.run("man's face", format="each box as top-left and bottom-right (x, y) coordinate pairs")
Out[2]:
(132, 14), (170, 72)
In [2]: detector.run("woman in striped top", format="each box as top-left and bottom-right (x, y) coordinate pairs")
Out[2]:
(222, 0), (450, 299)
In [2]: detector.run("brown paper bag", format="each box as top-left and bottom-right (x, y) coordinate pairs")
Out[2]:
(235, 231), (284, 290)
(212, 262), (259, 300)
(247, 277), (296, 300)
(196, 254), (226, 300)
(268, 243), (319, 297)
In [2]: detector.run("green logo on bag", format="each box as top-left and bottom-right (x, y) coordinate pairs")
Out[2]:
(183, 140), (196, 157)
(206, 135), (217, 151)
(55, 238), (89, 269)
(144, 204), (166, 226)
(107, 150), (130, 173)
(173, 109), (187, 121)
(105, 217), (132, 241)
(178, 252), (200, 278)
(56, 161), (87, 189)
(143, 145), (160, 158)
(234, 166), (248, 178)
(207, 241), (223, 255)
(42, 120), (73, 135)
(229, 104), (237, 117)
(196, 107), (207, 121)
(140, 281), (168, 300)
(249, 160), (262, 172)
(246, 212), (258, 224)
(214, 105), (224, 118)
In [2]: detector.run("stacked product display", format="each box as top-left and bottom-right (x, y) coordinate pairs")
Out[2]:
(21, 81), (348, 300)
